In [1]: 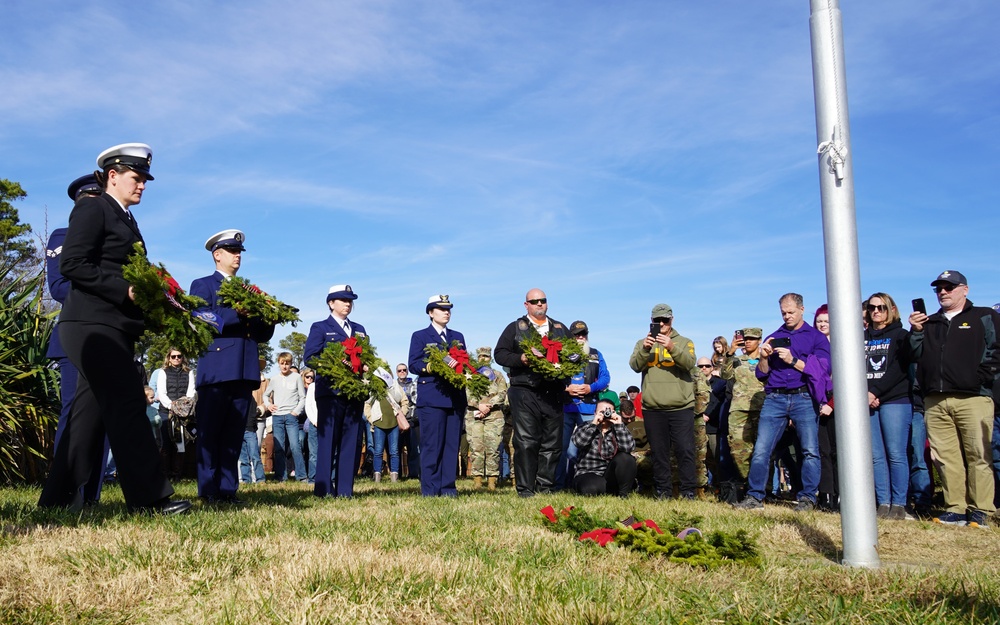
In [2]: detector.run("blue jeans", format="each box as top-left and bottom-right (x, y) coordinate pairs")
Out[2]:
(304, 420), (318, 482)
(272, 414), (307, 481)
(747, 391), (820, 503)
(556, 410), (595, 489)
(239, 430), (265, 483)
(993, 413), (1000, 508)
(870, 400), (913, 506)
(373, 426), (400, 474)
(908, 411), (934, 507)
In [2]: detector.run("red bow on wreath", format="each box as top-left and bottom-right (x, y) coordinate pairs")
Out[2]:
(448, 347), (473, 374)
(155, 269), (181, 298)
(342, 337), (363, 373)
(541, 336), (562, 364)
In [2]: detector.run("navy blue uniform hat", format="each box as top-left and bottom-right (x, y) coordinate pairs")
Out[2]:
(67, 174), (101, 200)
(327, 284), (358, 302)
(96, 143), (154, 180)
(205, 229), (246, 252)
(931, 270), (967, 287)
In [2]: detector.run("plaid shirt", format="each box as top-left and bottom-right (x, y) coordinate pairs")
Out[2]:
(571, 422), (635, 476)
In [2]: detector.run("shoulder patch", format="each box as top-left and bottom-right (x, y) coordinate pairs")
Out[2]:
(553, 322), (564, 329)
(517, 320), (529, 331)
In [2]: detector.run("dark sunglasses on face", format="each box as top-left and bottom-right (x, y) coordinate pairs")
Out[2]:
(304, 375), (314, 379)
(397, 369), (407, 373)
(527, 298), (547, 305)
(866, 304), (887, 313)
(169, 355), (183, 359)
(697, 364), (713, 369)
(933, 284), (959, 293)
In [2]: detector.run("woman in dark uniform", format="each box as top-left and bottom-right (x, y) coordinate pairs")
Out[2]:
(38, 143), (190, 515)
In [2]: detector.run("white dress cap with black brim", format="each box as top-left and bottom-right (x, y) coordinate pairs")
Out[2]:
(426, 294), (453, 313)
(205, 229), (246, 252)
(96, 143), (154, 180)
(327, 284), (358, 301)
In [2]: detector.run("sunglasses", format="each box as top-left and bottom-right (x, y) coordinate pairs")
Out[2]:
(304, 375), (314, 380)
(526, 298), (547, 305)
(397, 369), (407, 373)
(697, 364), (713, 369)
(866, 304), (887, 313)
(169, 355), (183, 359)
(933, 284), (960, 293)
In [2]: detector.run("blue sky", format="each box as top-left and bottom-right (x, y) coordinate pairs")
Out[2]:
(3, 1), (998, 386)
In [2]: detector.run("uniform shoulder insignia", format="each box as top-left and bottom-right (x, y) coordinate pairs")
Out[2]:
(356, 332), (367, 338)
(46, 246), (62, 258)
(553, 322), (564, 329)
(517, 320), (529, 331)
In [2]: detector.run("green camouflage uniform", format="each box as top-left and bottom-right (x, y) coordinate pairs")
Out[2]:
(672, 366), (711, 489)
(720, 349), (765, 481)
(465, 365), (509, 478)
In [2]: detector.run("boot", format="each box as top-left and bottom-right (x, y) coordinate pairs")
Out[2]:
(390, 472), (398, 483)
(472, 476), (483, 490)
(374, 472), (381, 483)
(487, 477), (497, 491)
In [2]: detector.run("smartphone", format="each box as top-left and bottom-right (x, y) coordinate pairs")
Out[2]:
(771, 337), (791, 349)
(912, 298), (926, 315)
(734, 329), (744, 341)
(649, 322), (660, 337)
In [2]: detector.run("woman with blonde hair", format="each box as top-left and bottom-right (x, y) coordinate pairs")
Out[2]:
(153, 348), (195, 479)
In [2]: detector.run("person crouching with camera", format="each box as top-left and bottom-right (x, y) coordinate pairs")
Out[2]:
(571, 397), (637, 497)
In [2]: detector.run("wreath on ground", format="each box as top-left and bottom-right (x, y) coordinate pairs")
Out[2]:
(423, 341), (492, 398)
(308, 335), (390, 402)
(123, 242), (217, 357)
(217, 276), (300, 326)
(519, 331), (588, 380)
(539, 505), (760, 569)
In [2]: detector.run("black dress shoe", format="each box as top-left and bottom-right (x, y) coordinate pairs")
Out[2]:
(131, 498), (192, 516)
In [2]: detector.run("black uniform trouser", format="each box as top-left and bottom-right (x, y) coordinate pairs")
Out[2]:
(574, 452), (637, 497)
(39, 322), (172, 510)
(644, 408), (696, 496)
(508, 385), (563, 495)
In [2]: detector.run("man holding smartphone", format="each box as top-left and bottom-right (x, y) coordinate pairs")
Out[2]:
(629, 303), (697, 500)
(908, 270), (999, 527)
(733, 293), (830, 512)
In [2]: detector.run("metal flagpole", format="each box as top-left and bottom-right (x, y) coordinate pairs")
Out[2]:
(808, 0), (880, 568)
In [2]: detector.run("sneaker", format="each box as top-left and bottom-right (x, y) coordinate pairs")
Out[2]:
(876, 504), (891, 519)
(933, 511), (968, 526)
(733, 496), (764, 511)
(967, 509), (991, 529)
(888, 505), (914, 521)
(794, 499), (816, 512)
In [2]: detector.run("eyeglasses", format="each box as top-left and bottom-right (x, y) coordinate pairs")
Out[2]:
(866, 304), (887, 313)
(526, 298), (547, 305)
(933, 284), (960, 293)
(169, 355), (183, 359)
(397, 368), (407, 373)
(697, 364), (713, 369)
(653, 317), (672, 324)
(304, 375), (314, 380)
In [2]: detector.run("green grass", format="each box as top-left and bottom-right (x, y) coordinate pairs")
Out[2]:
(1, 479), (998, 624)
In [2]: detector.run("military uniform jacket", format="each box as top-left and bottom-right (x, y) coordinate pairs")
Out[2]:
(59, 193), (145, 338)
(466, 366), (509, 418)
(45, 227), (70, 359)
(721, 353), (765, 412)
(191, 272), (276, 386)
(303, 316), (368, 400)
(408, 325), (469, 411)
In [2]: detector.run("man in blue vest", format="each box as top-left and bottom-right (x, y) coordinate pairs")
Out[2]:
(190, 229), (275, 504)
(556, 320), (611, 490)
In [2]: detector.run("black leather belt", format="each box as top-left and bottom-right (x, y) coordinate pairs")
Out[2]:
(768, 385), (807, 395)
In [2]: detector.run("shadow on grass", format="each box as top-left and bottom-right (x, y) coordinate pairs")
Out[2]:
(786, 517), (841, 563)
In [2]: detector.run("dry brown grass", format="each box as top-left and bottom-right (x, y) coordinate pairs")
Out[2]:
(1, 481), (999, 624)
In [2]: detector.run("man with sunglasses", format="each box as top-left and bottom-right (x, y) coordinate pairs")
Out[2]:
(394, 363), (420, 479)
(909, 270), (1000, 527)
(494, 288), (573, 497)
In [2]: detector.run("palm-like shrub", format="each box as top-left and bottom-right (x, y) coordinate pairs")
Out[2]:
(0, 261), (59, 483)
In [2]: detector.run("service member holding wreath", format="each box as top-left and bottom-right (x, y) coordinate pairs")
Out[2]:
(303, 284), (368, 498)
(408, 295), (469, 497)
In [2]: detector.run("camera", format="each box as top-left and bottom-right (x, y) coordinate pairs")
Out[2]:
(600, 407), (614, 419)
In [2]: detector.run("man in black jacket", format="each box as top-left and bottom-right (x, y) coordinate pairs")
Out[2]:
(909, 270), (999, 527)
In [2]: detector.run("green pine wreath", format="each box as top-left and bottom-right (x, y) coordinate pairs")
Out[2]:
(308, 334), (389, 402)
(422, 341), (492, 398)
(519, 330), (588, 380)
(217, 276), (300, 326)
(123, 242), (216, 357)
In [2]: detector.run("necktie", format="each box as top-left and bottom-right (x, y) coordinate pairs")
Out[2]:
(343, 321), (351, 335)
(440, 331), (447, 343)
(124, 211), (135, 227)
